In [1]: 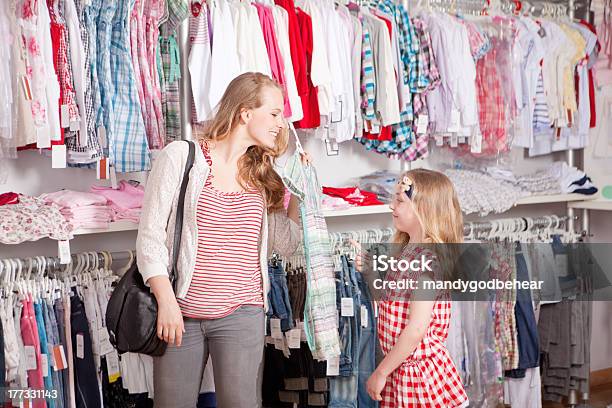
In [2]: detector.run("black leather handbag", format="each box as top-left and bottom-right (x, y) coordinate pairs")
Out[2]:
(106, 140), (195, 356)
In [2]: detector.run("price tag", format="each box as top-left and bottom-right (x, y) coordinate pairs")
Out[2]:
(98, 126), (107, 148)
(36, 126), (51, 148)
(51, 144), (67, 168)
(286, 328), (301, 349)
(471, 130), (483, 154)
(97, 157), (110, 180)
(270, 318), (282, 339)
(99, 329), (115, 356)
(60, 105), (70, 129)
(41, 354), (49, 377)
(25, 346), (37, 370)
(298, 321), (307, 342)
(326, 356), (340, 376)
(435, 135), (444, 146)
(53, 345), (68, 371)
(450, 134), (458, 148)
(341, 298), (354, 317)
(416, 114), (429, 134)
(374, 301), (379, 318)
(76, 333), (85, 359)
(361, 305), (369, 328)
(106, 351), (121, 383)
(274, 336), (284, 351)
(110, 165), (118, 189)
(58, 241), (71, 265)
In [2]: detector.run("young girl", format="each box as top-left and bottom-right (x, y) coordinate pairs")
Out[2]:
(365, 169), (468, 407)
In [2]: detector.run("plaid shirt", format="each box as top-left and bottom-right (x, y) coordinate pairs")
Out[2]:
(109, 0), (151, 172)
(96, 0), (116, 153)
(360, 19), (377, 122)
(299, 165), (340, 361)
(86, 0), (103, 130)
(147, 0), (167, 148)
(65, 0), (103, 163)
(475, 47), (508, 156)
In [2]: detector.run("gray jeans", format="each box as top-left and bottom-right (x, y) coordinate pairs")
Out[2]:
(153, 305), (265, 408)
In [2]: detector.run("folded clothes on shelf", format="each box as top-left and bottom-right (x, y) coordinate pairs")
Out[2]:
(321, 186), (383, 207)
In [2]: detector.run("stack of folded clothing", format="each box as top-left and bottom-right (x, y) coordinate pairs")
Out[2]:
(321, 186), (383, 210)
(548, 162), (598, 195)
(353, 170), (397, 203)
(90, 180), (145, 222)
(40, 190), (113, 230)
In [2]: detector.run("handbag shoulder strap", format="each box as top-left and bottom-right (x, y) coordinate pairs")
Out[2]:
(169, 140), (195, 290)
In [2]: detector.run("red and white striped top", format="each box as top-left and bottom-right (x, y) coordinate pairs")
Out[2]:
(178, 142), (265, 319)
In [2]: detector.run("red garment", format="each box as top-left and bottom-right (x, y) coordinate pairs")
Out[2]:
(294, 8), (320, 129)
(254, 3), (291, 118)
(322, 187), (383, 206)
(579, 20), (600, 128)
(362, 125), (392, 141)
(0, 192), (20, 206)
(275, 0), (308, 97)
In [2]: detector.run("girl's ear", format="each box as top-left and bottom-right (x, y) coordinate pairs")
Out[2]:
(240, 108), (252, 124)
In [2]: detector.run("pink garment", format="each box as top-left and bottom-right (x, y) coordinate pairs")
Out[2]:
(253, 3), (291, 117)
(41, 190), (108, 208)
(21, 296), (46, 408)
(90, 180), (144, 211)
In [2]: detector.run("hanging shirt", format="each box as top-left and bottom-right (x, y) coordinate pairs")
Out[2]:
(231, 1), (272, 77)
(272, 5), (304, 122)
(294, 7), (321, 129)
(275, 0), (308, 98)
(109, 0), (151, 172)
(253, 3), (291, 118)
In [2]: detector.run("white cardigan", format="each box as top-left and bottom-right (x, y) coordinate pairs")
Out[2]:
(136, 141), (302, 311)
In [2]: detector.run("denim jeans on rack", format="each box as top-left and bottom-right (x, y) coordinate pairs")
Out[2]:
(329, 256), (361, 408)
(54, 298), (70, 408)
(43, 300), (65, 408)
(267, 263), (295, 332)
(356, 271), (379, 408)
(34, 301), (55, 408)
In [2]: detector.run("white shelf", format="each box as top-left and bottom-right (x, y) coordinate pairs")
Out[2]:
(72, 220), (139, 235)
(514, 193), (597, 206)
(568, 199), (612, 212)
(323, 204), (391, 217)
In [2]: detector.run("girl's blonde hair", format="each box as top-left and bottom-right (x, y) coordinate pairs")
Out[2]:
(198, 72), (289, 212)
(394, 169), (463, 280)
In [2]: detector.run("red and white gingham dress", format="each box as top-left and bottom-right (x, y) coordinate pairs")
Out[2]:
(377, 246), (468, 408)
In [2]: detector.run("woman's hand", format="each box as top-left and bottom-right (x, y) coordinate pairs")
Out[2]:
(148, 276), (185, 346)
(300, 152), (312, 165)
(366, 369), (387, 401)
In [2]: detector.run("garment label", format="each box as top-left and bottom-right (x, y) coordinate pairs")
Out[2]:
(265, 336), (275, 346)
(274, 336), (284, 351)
(416, 114), (429, 134)
(98, 126), (107, 148)
(21, 76), (32, 100)
(99, 329), (114, 355)
(458, 136), (467, 144)
(53, 345), (68, 370)
(36, 127), (51, 149)
(298, 321), (307, 342)
(374, 301), (378, 318)
(471, 130), (483, 154)
(361, 305), (369, 328)
(60, 105), (70, 129)
(270, 318), (282, 339)
(450, 134), (458, 148)
(41, 354), (49, 377)
(286, 328), (301, 349)
(58, 240), (71, 264)
(110, 165), (118, 189)
(435, 135), (444, 146)
(326, 356), (340, 376)
(51, 144), (67, 168)
(25, 346), (37, 370)
(449, 109), (461, 132)
(97, 157), (110, 180)
(106, 351), (121, 383)
(76, 333), (85, 359)
(341, 298), (354, 317)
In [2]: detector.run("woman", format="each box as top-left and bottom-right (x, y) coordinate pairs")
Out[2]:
(136, 73), (304, 408)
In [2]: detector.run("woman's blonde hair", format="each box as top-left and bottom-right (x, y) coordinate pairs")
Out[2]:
(198, 72), (289, 212)
(394, 169), (463, 280)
